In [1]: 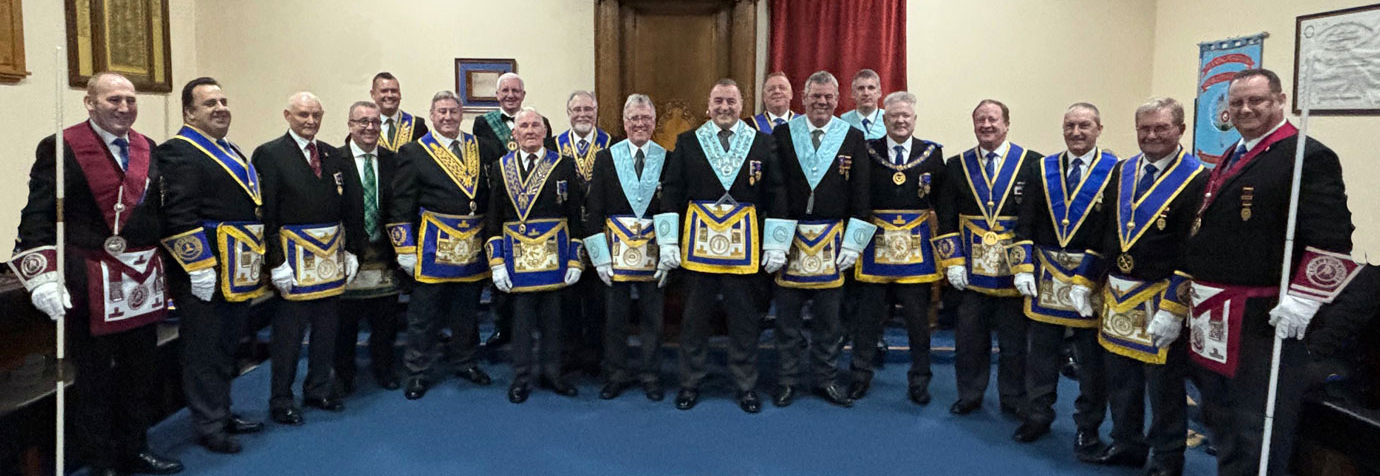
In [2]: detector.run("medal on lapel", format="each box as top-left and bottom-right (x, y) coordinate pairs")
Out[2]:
(918, 173), (931, 198)
(334, 172), (344, 195)
(557, 180), (568, 204)
(838, 155), (852, 179)
(1240, 186), (1253, 221)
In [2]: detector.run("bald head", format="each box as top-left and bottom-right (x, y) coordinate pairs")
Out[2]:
(284, 91), (324, 140)
(84, 72), (138, 136)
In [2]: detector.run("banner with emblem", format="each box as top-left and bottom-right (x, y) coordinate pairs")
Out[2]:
(80, 247), (168, 336)
(682, 201), (759, 274)
(278, 223), (346, 300)
(607, 215), (657, 281)
(1099, 275), (1172, 364)
(1193, 33), (1265, 167)
(856, 210), (940, 284)
(211, 221), (269, 302)
(416, 209), (488, 283)
(776, 220), (845, 289)
(498, 218), (578, 292)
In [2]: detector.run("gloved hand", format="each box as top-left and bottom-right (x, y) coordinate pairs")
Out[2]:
(835, 249), (860, 272)
(1014, 272), (1038, 298)
(946, 265), (968, 291)
(188, 268), (217, 301)
(271, 262), (294, 294)
(762, 249), (787, 273)
(30, 282), (72, 321)
(564, 267), (582, 286)
(491, 265), (513, 293)
(596, 264), (613, 286)
(396, 253), (417, 275)
(1269, 294), (1323, 340)
(658, 244), (681, 270)
(1069, 284), (1093, 317)
(1146, 309), (1183, 348)
(343, 252), (359, 283)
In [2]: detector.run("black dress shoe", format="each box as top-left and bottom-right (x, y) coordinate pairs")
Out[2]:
(949, 399), (981, 415)
(674, 388), (699, 410)
(456, 366), (493, 386)
(484, 331), (509, 348)
(907, 387), (931, 406)
(508, 384), (530, 404)
(303, 396), (344, 412)
(873, 339), (889, 368)
(197, 434), (242, 454)
(374, 370), (400, 390)
(813, 384), (854, 408)
(1074, 428), (1105, 456)
(772, 385), (796, 407)
(737, 390), (761, 413)
(225, 415), (263, 434)
(600, 381), (632, 400)
(1080, 442), (1147, 466)
(124, 450), (184, 474)
(642, 382), (664, 402)
(846, 380), (870, 401)
(1012, 421), (1051, 443)
(548, 379), (578, 397)
(271, 407), (304, 426)
(404, 379), (430, 400)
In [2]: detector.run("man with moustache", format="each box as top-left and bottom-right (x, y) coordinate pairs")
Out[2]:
(253, 92), (364, 425)
(558, 90), (612, 377)
(1008, 103), (1115, 451)
(751, 72), (797, 133)
(840, 69), (886, 141)
(1184, 68), (1353, 475)
(847, 91), (946, 405)
(659, 78), (788, 413)
(584, 94), (669, 401)
(334, 101), (404, 394)
(159, 77), (266, 455)
(387, 91), (495, 400)
(1085, 97), (1205, 476)
(935, 99), (1039, 417)
(768, 70), (874, 408)
(11, 71), (183, 475)
(486, 108), (585, 403)
(369, 72), (429, 152)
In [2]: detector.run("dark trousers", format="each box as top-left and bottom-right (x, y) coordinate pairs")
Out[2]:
(403, 282), (481, 380)
(174, 289), (249, 438)
(1027, 321), (1106, 429)
(852, 282), (933, 389)
(678, 271), (762, 392)
(511, 290), (564, 386)
(335, 294), (401, 384)
(773, 285), (844, 387)
(270, 297), (339, 410)
(1106, 339), (1188, 468)
(563, 271), (606, 370)
(603, 280), (664, 384)
(68, 316), (157, 468)
(954, 291), (1027, 407)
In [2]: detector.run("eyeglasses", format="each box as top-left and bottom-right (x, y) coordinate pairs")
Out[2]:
(1135, 124), (1178, 135)
(350, 118), (383, 127)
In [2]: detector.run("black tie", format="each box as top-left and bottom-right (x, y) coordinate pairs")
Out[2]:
(524, 153), (537, 180)
(634, 149), (646, 179)
(717, 129), (732, 152)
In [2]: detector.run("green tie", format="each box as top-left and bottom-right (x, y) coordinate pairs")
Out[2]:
(362, 153), (381, 242)
(386, 118), (398, 145)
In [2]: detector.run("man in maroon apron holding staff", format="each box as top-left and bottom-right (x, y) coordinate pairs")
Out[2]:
(8, 72), (183, 475)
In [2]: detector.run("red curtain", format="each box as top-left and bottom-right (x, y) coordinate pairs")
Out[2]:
(768, 0), (907, 113)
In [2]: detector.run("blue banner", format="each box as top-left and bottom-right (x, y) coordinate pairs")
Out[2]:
(1193, 33), (1265, 168)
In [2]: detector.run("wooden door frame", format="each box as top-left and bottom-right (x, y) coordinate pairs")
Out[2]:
(594, 0), (757, 134)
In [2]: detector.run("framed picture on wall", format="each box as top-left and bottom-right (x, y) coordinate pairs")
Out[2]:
(455, 58), (517, 111)
(65, 0), (173, 92)
(1294, 4), (1380, 115)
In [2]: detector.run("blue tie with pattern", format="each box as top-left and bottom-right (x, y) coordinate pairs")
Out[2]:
(893, 145), (906, 165)
(1135, 163), (1158, 201)
(1223, 143), (1247, 170)
(773, 118), (785, 128)
(112, 138), (129, 170)
(984, 152), (998, 182)
(1066, 157), (1083, 192)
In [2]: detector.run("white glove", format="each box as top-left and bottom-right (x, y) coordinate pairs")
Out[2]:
(1269, 294), (1323, 340)
(343, 252), (359, 283)
(946, 265), (968, 291)
(658, 244), (681, 270)
(1014, 272), (1038, 298)
(762, 249), (787, 273)
(271, 262), (294, 294)
(491, 265), (513, 293)
(188, 268), (217, 301)
(396, 253), (417, 275)
(564, 267), (582, 286)
(30, 282), (72, 321)
(596, 264), (613, 286)
(835, 249), (860, 272)
(1146, 309), (1183, 348)
(1069, 284), (1093, 317)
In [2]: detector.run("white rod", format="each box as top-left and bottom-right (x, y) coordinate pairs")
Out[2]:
(53, 45), (66, 476)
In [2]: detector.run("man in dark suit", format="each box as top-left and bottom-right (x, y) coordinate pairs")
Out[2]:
(485, 107), (586, 403)
(387, 91), (496, 400)
(848, 91), (946, 405)
(750, 72), (796, 133)
(158, 77), (266, 455)
(768, 70), (873, 408)
(936, 99), (1040, 417)
(369, 72), (428, 152)
(334, 100), (404, 394)
(1184, 68), (1353, 475)
(252, 92), (365, 426)
(559, 90), (613, 378)
(10, 71), (182, 475)
(659, 78), (789, 413)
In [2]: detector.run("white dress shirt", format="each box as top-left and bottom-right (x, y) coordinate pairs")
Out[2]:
(351, 140), (381, 208)
(89, 120), (131, 169)
(287, 129), (318, 165)
(885, 135), (910, 164)
(979, 140), (1011, 170)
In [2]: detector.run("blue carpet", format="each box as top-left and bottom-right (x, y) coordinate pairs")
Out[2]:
(134, 331), (1217, 476)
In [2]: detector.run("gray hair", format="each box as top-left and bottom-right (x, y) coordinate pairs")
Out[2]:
(348, 100), (378, 117)
(87, 71), (132, 95)
(623, 94), (656, 117)
(497, 72), (524, 90)
(567, 90), (597, 107)
(1133, 97), (1185, 127)
(430, 90), (461, 110)
(513, 106), (543, 123)
(1065, 102), (1101, 125)
(882, 91), (916, 110)
(852, 69), (880, 86)
(286, 91), (321, 109)
(805, 71), (839, 91)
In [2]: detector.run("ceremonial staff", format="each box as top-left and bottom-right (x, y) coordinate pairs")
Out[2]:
(51, 45), (68, 476)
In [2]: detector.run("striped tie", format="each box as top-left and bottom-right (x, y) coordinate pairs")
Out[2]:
(362, 153), (381, 242)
